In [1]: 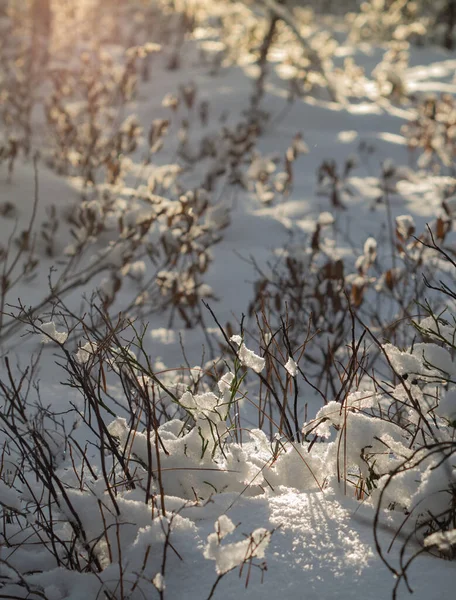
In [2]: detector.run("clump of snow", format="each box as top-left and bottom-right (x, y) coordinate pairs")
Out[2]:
(75, 341), (98, 365)
(216, 514), (237, 538)
(383, 343), (423, 376)
(40, 322), (68, 344)
(284, 356), (297, 377)
(436, 388), (456, 421)
(247, 152), (276, 180)
(218, 371), (235, 401)
(180, 390), (220, 419)
(412, 459), (456, 518)
(318, 211), (335, 226)
(363, 237), (377, 258)
(412, 342), (455, 377)
(385, 340), (456, 379)
(338, 130), (358, 143)
(150, 328), (177, 345)
(121, 260), (146, 280)
(204, 516), (271, 575)
(153, 573), (166, 592)
(424, 529), (456, 552)
(230, 335), (265, 373)
(0, 481), (22, 512)
(396, 214), (415, 239)
(418, 316), (456, 345)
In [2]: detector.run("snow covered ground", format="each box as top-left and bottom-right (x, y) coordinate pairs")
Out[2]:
(1, 1), (455, 599)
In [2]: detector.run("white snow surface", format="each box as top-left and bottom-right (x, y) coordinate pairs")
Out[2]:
(1, 3), (456, 600)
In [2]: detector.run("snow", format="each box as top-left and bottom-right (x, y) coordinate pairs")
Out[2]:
(40, 321), (69, 344)
(425, 529), (456, 552)
(204, 516), (271, 575)
(1, 1), (456, 599)
(231, 334), (266, 373)
(75, 341), (98, 364)
(284, 356), (297, 377)
(0, 480), (22, 512)
(153, 572), (166, 592)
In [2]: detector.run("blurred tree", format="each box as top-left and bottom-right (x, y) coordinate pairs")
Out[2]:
(442, 0), (456, 49)
(31, 0), (52, 64)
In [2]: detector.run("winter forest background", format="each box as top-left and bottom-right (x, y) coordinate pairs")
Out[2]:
(1, 1), (456, 598)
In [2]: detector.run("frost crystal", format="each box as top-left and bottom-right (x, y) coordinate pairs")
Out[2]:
(41, 322), (68, 344)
